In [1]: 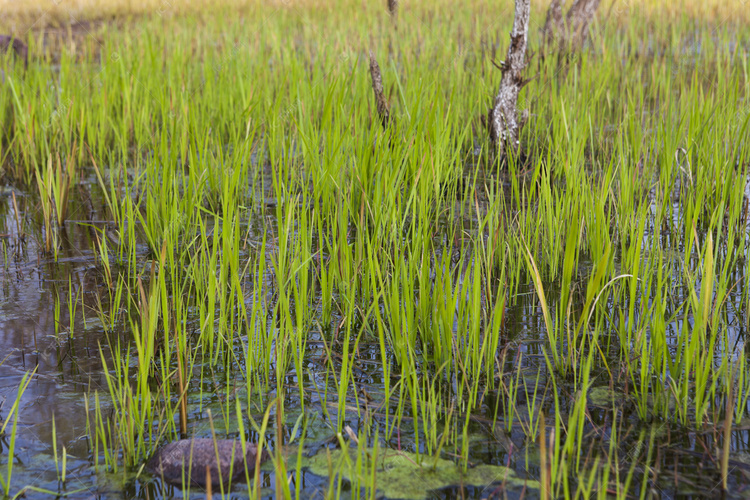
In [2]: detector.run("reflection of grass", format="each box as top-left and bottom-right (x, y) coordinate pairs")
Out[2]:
(0, 369), (35, 497)
(0, 0), (748, 497)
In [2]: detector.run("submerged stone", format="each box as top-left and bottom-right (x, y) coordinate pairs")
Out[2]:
(146, 438), (268, 487)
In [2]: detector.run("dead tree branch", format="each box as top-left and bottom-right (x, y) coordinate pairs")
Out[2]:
(566, 0), (601, 49)
(368, 51), (391, 130)
(542, 0), (601, 52)
(387, 0), (399, 24)
(542, 0), (565, 47)
(488, 0), (530, 156)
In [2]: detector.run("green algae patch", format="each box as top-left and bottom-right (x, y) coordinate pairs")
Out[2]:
(302, 448), (538, 499)
(588, 386), (623, 406)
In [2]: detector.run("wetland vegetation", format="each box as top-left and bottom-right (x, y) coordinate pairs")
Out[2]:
(0, 0), (749, 498)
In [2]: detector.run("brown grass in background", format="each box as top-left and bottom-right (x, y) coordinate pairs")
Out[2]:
(0, 0), (743, 74)
(0, 0), (747, 34)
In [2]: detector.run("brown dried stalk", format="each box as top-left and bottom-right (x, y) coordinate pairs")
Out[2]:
(387, 0), (399, 22)
(369, 51), (391, 130)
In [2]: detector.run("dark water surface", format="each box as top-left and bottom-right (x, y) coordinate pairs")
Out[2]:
(2, 166), (750, 500)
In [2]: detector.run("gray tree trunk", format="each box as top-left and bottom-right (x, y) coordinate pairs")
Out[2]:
(490, 0), (531, 156)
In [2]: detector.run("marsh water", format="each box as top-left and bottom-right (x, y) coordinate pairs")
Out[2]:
(0, 5), (749, 496)
(2, 165), (750, 499)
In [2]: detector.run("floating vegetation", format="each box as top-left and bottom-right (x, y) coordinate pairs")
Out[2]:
(301, 448), (539, 499)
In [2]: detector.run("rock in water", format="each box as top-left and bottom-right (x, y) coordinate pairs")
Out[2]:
(146, 439), (267, 487)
